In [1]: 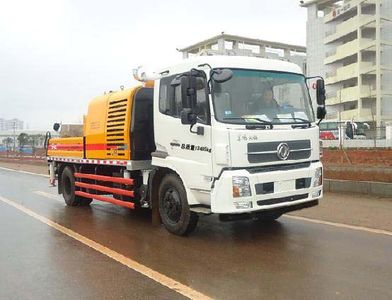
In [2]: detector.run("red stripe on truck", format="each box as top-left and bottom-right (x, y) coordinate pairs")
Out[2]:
(48, 144), (83, 150)
(48, 143), (121, 151)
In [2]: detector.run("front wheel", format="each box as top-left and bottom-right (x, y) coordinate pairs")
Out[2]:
(158, 174), (198, 236)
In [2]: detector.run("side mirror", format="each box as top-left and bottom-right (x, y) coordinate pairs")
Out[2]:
(171, 75), (198, 109)
(53, 123), (61, 132)
(171, 69), (207, 128)
(211, 69), (233, 83)
(316, 79), (326, 105)
(317, 106), (327, 120)
(180, 108), (197, 125)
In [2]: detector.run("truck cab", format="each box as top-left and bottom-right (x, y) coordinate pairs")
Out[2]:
(151, 56), (325, 233)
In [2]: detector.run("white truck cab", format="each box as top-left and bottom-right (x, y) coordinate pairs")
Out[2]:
(150, 56), (326, 234)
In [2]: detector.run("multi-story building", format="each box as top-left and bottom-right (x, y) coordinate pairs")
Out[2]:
(301, 0), (392, 126)
(0, 118), (24, 132)
(179, 33), (307, 72)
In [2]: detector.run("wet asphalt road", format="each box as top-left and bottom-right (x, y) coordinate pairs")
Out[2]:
(0, 168), (391, 300)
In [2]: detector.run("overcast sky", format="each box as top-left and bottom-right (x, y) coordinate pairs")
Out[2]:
(0, 0), (307, 130)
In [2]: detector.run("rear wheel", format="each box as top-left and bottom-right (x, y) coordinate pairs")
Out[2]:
(61, 167), (92, 206)
(158, 174), (198, 236)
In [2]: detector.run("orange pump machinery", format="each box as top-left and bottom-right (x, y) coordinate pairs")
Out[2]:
(47, 82), (155, 162)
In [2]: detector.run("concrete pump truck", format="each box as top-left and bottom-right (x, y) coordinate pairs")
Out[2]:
(46, 56), (327, 236)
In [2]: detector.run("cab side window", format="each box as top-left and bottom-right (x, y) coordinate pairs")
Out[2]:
(174, 85), (183, 117)
(159, 74), (209, 124)
(159, 75), (175, 115)
(195, 78), (209, 124)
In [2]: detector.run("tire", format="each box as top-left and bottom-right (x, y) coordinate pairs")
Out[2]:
(61, 167), (92, 206)
(158, 174), (198, 236)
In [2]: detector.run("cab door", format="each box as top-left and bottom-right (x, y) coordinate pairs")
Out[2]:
(153, 73), (213, 193)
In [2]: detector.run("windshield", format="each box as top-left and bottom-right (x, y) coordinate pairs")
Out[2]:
(212, 69), (315, 125)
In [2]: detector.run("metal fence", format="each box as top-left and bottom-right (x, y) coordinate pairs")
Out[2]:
(321, 124), (391, 148)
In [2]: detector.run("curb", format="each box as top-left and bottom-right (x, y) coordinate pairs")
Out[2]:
(324, 179), (392, 197)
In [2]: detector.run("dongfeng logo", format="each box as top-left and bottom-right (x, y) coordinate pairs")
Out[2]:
(276, 143), (290, 160)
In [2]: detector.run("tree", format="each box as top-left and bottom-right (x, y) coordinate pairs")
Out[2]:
(17, 133), (29, 150)
(2, 137), (13, 152)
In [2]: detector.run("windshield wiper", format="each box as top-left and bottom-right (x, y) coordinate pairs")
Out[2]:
(273, 117), (311, 128)
(223, 117), (273, 129)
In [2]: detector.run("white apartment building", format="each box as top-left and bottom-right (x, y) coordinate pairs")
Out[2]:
(301, 0), (392, 126)
(179, 33), (307, 72)
(0, 118), (24, 132)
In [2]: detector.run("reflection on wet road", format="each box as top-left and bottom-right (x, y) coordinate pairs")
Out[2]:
(0, 168), (391, 299)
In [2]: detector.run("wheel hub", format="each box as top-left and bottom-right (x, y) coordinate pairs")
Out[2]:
(163, 188), (182, 223)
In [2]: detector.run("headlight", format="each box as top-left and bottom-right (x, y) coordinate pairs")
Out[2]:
(232, 176), (251, 197)
(313, 167), (323, 187)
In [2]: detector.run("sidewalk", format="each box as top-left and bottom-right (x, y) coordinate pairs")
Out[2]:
(0, 160), (48, 175)
(289, 192), (392, 232)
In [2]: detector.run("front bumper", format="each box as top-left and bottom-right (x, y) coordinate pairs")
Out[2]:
(211, 161), (323, 214)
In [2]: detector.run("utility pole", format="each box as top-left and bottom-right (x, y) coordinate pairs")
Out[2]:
(13, 120), (16, 152)
(338, 89), (342, 149)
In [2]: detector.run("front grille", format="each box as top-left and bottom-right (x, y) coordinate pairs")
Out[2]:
(257, 193), (308, 206)
(247, 162), (311, 174)
(247, 140), (311, 163)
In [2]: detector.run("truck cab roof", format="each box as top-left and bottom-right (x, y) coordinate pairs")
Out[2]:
(159, 55), (303, 77)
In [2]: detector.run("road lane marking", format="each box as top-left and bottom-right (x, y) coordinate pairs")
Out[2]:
(285, 215), (392, 237)
(33, 191), (63, 203)
(0, 195), (212, 300)
(0, 166), (48, 177)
